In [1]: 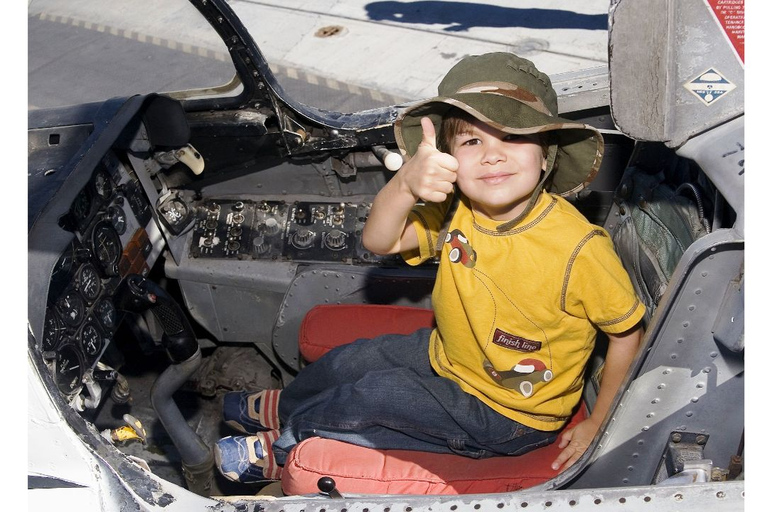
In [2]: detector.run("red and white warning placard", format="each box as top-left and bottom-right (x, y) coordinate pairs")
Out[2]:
(705, 0), (745, 64)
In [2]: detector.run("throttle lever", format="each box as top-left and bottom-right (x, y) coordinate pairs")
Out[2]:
(372, 145), (403, 171)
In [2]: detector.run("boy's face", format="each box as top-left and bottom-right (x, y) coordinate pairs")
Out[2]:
(450, 118), (547, 221)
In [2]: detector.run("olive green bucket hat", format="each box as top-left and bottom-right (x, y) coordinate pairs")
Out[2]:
(394, 52), (604, 227)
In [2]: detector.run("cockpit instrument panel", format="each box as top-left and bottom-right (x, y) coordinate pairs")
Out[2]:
(39, 151), (163, 396)
(188, 199), (397, 264)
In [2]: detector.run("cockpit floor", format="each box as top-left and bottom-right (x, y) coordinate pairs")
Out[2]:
(90, 342), (281, 496)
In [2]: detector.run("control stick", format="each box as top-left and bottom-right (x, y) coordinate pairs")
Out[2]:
(116, 274), (198, 363)
(115, 274), (214, 496)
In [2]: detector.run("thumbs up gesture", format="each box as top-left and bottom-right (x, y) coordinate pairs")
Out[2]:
(398, 117), (459, 204)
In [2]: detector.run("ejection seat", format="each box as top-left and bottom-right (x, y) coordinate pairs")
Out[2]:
(280, 304), (588, 495)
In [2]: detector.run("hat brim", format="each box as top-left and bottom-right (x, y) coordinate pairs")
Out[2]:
(394, 94), (604, 196)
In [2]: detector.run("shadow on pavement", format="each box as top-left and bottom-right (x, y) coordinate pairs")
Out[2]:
(365, 1), (607, 32)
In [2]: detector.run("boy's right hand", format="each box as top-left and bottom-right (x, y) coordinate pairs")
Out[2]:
(398, 117), (459, 204)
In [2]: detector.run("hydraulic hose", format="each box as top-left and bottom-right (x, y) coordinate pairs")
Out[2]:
(150, 347), (214, 496)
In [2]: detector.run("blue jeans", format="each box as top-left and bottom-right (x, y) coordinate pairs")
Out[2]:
(272, 328), (559, 466)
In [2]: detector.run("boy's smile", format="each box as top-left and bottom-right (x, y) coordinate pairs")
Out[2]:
(451, 118), (547, 222)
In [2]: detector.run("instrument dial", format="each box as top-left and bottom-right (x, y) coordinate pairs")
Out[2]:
(77, 263), (101, 302)
(93, 168), (113, 199)
(107, 205), (127, 235)
(70, 189), (92, 227)
(50, 244), (76, 295)
(55, 345), (84, 395)
(80, 322), (103, 358)
(56, 290), (85, 328)
(42, 310), (64, 352)
(91, 221), (122, 276)
(95, 299), (118, 332)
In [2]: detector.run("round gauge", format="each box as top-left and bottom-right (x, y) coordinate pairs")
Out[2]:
(55, 345), (84, 395)
(77, 263), (102, 302)
(91, 221), (122, 276)
(80, 322), (103, 358)
(50, 243), (76, 295)
(70, 189), (92, 225)
(55, 290), (85, 328)
(107, 205), (127, 235)
(42, 310), (64, 352)
(93, 168), (113, 200)
(94, 299), (118, 332)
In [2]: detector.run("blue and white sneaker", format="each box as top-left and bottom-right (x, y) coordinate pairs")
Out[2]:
(222, 389), (281, 434)
(214, 430), (282, 483)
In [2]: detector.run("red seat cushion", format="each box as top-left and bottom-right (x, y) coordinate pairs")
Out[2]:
(286, 304), (587, 495)
(298, 304), (435, 363)
(282, 403), (587, 495)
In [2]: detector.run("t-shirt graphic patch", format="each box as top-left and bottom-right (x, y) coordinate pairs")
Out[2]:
(483, 358), (553, 398)
(492, 328), (542, 352)
(444, 229), (477, 268)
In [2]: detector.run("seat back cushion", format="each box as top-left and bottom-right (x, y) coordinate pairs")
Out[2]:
(298, 304), (435, 363)
(281, 402), (587, 495)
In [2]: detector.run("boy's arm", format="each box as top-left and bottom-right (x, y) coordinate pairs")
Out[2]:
(362, 117), (458, 255)
(551, 323), (644, 472)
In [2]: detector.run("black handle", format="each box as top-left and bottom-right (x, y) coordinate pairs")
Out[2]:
(115, 274), (198, 363)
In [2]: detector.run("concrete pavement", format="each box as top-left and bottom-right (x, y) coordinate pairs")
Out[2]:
(28, 0), (611, 103)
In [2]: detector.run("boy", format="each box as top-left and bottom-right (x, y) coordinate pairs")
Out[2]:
(215, 52), (645, 483)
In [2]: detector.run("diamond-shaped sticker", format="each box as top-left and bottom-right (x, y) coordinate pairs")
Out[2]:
(684, 68), (736, 106)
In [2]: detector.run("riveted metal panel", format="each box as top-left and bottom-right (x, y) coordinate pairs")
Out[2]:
(229, 480), (745, 512)
(573, 229), (744, 488)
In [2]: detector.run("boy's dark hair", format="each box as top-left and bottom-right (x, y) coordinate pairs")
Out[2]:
(438, 107), (551, 161)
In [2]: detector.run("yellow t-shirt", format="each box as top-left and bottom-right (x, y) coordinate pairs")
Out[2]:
(403, 192), (645, 431)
